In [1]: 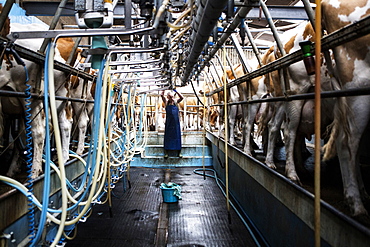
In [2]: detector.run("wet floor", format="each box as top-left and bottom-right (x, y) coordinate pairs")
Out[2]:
(66, 167), (259, 247)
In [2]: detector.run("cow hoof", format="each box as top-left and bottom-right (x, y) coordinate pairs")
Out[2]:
(244, 151), (253, 157)
(266, 163), (276, 170)
(287, 173), (302, 186)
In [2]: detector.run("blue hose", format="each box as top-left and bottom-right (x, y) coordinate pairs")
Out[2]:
(32, 42), (52, 246)
(61, 59), (107, 213)
(23, 63), (36, 245)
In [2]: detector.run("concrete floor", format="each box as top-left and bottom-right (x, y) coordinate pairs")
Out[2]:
(65, 167), (259, 247)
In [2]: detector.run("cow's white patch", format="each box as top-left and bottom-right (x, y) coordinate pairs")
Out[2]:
(351, 46), (370, 87)
(256, 76), (266, 97)
(339, 1), (370, 23)
(328, 0), (341, 8)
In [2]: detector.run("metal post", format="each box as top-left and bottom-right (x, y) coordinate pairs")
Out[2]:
(259, 0), (290, 92)
(0, 0), (14, 33)
(209, 60), (224, 85)
(125, 0), (132, 29)
(39, 0), (69, 53)
(214, 53), (236, 86)
(244, 22), (263, 67)
(259, 0), (285, 56)
(222, 46), (231, 223)
(301, 0), (315, 30)
(66, 37), (82, 65)
(225, 52), (237, 79)
(230, 33), (251, 73)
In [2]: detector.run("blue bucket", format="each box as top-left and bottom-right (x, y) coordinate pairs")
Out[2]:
(161, 187), (178, 203)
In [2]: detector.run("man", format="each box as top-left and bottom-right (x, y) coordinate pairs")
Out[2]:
(161, 89), (184, 158)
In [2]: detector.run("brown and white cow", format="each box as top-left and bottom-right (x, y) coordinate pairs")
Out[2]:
(224, 63), (268, 156)
(0, 19), (78, 178)
(256, 21), (335, 183)
(178, 96), (204, 130)
(210, 66), (242, 145)
(203, 74), (220, 131)
(321, 0), (370, 218)
(70, 70), (95, 155)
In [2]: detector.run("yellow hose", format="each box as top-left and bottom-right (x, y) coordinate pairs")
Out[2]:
(47, 41), (68, 247)
(222, 47), (230, 216)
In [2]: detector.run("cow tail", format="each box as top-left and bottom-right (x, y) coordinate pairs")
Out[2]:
(322, 121), (337, 161)
(322, 95), (351, 161)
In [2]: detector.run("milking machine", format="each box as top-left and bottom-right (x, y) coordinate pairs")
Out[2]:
(0, 0), (198, 245)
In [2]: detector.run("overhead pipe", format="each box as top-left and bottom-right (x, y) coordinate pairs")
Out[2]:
(112, 75), (161, 81)
(108, 59), (160, 65)
(137, 85), (170, 94)
(181, 0), (229, 84)
(108, 67), (161, 73)
(197, 1), (253, 75)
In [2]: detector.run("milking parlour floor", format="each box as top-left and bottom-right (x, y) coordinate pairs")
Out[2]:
(65, 167), (260, 247)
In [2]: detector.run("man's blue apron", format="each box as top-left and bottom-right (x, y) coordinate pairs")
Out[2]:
(164, 104), (182, 150)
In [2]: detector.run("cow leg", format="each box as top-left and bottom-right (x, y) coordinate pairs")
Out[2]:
(59, 106), (73, 164)
(265, 101), (285, 169)
(31, 106), (45, 178)
(243, 102), (259, 156)
(6, 144), (21, 177)
(189, 113), (194, 130)
(284, 100), (304, 183)
(294, 133), (311, 178)
(218, 105), (225, 139)
(76, 109), (89, 155)
(228, 104), (238, 145)
(337, 96), (370, 217)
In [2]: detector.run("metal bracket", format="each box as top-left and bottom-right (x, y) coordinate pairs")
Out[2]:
(8, 27), (154, 41)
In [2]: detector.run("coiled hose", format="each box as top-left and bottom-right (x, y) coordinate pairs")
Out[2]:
(32, 43), (52, 246)
(23, 64), (36, 245)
